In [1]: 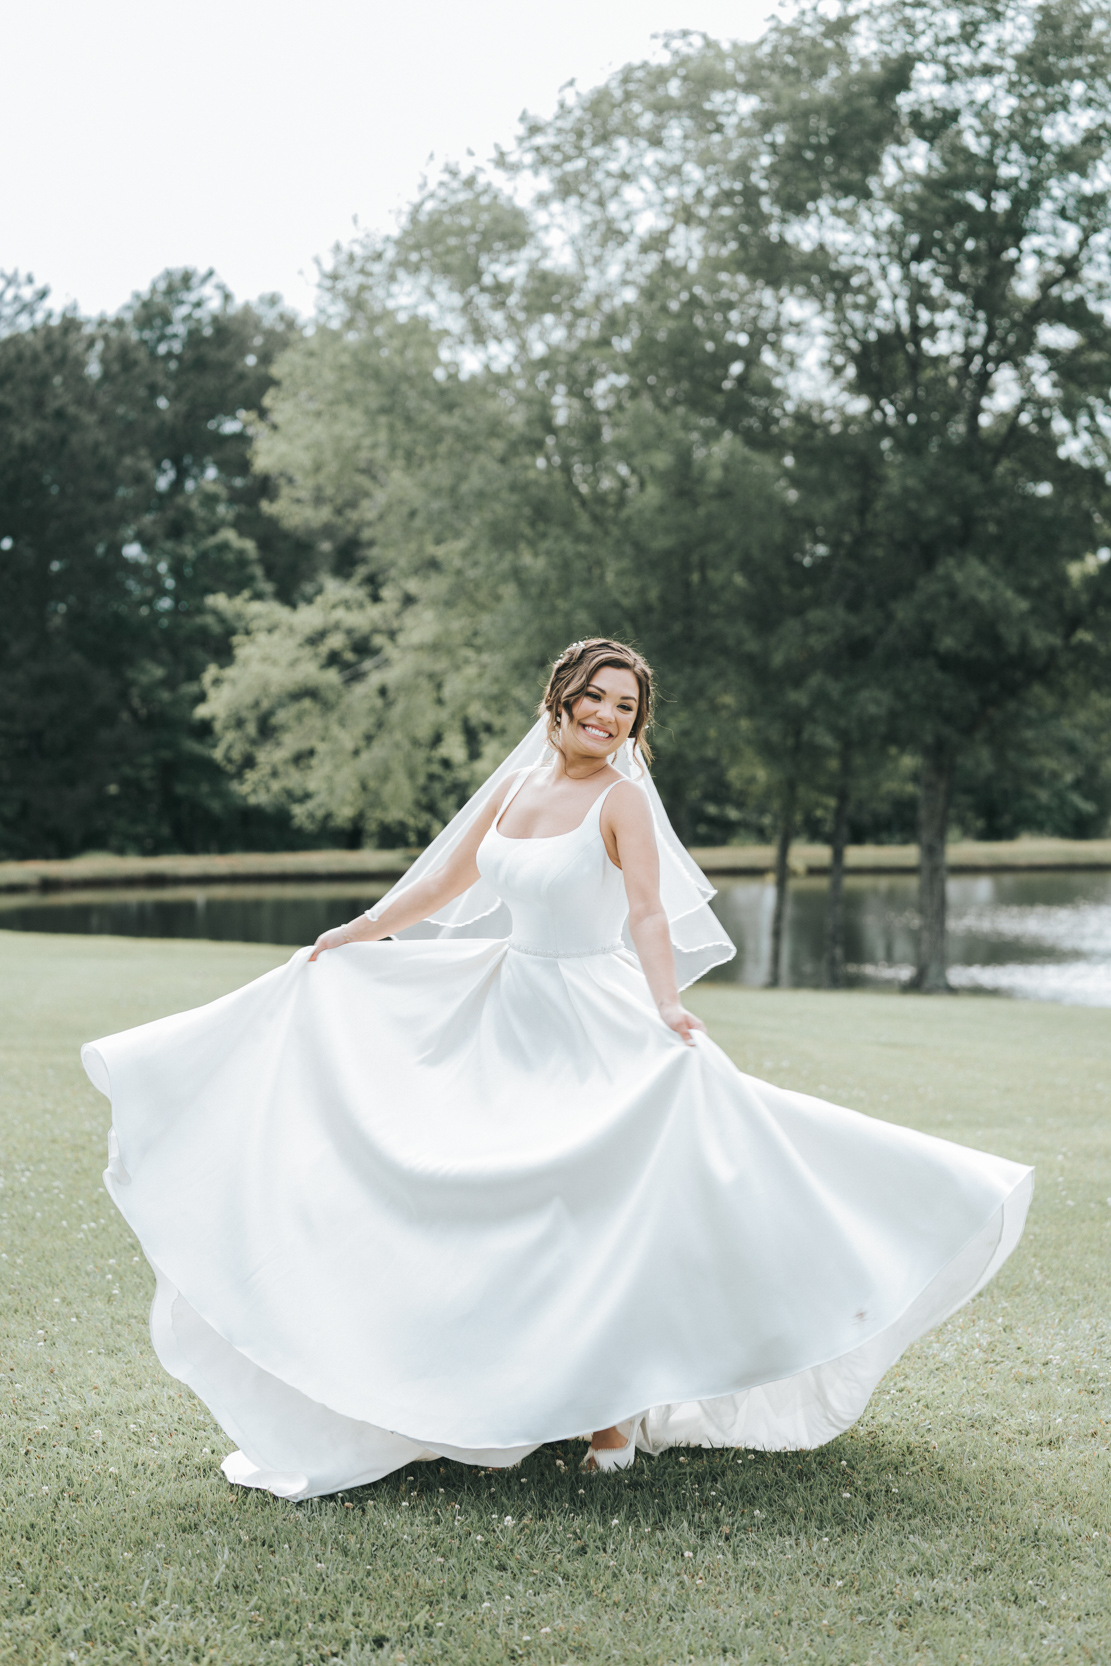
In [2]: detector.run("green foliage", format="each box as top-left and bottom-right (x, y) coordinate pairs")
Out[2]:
(952, 680), (1111, 841)
(511, 0), (1111, 756)
(196, 581), (499, 848)
(0, 270), (314, 859)
(7, 1), (1111, 862)
(213, 0), (1111, 863)
(2, 932), (1109, 1662)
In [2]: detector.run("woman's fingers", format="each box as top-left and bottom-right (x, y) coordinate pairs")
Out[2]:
(309, 923), (358, 961)
(308, 929), (339, 963)
(665, 1007), (705, 1046)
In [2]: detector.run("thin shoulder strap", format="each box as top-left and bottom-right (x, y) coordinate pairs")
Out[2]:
(589, 774), (636, 825)
(495, 765), (537, 823)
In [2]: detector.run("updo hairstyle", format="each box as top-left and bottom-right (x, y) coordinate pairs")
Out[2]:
(539, 638), (655, 763)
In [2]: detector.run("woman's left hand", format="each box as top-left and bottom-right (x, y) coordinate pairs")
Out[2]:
(659, 1002), (706, 1047)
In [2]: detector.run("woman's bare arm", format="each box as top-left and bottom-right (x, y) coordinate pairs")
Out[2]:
(308, 778), (510, 961)
(603, 783), (706, 1047)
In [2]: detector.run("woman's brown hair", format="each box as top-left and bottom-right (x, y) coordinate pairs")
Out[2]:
(539, 638), (655, 763)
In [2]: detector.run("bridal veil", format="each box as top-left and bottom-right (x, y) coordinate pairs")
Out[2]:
(366, 715), (736, 988)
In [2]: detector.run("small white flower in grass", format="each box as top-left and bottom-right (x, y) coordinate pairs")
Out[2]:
(540, 1628), (550, 1634)
(316, 1562), (325, 1570)
(108, 1467), (117, 1475)
(475, 1534), (484, 1541)
(684, 1550), (693, 1559)
(842, 1491), (851, 1499)
(753, 1510), (763, 1519)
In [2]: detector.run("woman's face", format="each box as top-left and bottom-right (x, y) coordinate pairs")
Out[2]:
(565, 665), (640, 761)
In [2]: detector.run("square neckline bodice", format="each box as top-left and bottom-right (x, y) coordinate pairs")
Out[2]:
(492, 765), (626, 844)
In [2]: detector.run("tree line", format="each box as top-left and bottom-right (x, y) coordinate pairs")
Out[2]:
(3, 0), (1111, 990)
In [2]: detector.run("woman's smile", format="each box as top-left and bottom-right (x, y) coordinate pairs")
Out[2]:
(564, 666), (640, 763)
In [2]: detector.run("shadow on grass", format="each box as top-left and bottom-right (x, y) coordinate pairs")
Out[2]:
(265, 1426), (1026, 1548)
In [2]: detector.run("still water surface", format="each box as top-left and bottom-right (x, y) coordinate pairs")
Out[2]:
(5, 870), (1111, 1004)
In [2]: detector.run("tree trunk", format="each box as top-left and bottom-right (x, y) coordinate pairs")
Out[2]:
(912, 750), (952, 992)
(767, 793), (796, 989)
(825, 751), (851, 989)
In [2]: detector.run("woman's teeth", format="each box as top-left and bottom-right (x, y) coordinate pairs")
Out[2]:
(582, 724), (611, 738)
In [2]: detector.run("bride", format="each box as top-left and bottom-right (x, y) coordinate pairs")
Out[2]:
(82, 637), (1031, 1499)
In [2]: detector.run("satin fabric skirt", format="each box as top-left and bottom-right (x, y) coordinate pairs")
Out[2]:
(82, 942), (1031, 1500)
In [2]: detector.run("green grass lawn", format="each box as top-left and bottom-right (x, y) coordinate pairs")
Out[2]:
(1, 931), (1108, 1665)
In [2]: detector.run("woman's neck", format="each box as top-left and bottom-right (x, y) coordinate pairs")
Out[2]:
(549, 747), (614, 782)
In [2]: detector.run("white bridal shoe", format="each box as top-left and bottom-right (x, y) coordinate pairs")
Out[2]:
(582, 1416), (641, 1473)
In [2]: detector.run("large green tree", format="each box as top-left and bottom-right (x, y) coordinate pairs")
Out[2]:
(0, 269), (314, 858)
(209, 274), (577, 845)
(206, 0), (1111, 931)
(214, 224), (793, 847)
(502, 0), (1111, 986)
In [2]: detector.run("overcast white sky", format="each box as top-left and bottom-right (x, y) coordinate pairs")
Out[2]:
(1, 0), (776, 319)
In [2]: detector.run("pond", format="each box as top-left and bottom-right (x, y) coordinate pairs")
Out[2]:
(5, 869), (1111, 1004)
(710, 870), (1111, 1004)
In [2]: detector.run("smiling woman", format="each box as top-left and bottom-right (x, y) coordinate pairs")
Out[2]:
(81, 638), (1031, 1501)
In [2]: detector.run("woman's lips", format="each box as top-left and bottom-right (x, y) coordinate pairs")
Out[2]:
(581, 723), (613, 740)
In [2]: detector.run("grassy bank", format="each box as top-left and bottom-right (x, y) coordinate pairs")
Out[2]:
(1, 931), (1108, 1665)
(5, 835), (1111, 895)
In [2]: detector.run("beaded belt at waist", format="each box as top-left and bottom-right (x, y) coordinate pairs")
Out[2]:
(507, 940), (625, 959)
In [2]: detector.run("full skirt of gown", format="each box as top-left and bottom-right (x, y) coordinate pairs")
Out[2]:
(82, 947), (1031, 1501)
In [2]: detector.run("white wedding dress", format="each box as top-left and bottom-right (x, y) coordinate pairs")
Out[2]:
(82, 770), (1032, 1501)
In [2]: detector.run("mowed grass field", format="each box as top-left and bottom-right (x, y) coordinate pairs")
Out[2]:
(1, 931), (1108, 1666)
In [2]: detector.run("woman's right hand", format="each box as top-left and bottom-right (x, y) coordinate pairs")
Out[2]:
(308, 925), (352, 963)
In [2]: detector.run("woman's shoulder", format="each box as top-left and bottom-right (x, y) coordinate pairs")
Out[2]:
(600, 772), (650, 817)
(491, 764), (537, 799)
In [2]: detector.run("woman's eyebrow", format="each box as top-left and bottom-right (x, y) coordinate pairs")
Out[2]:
(583, 682), (637, 704)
